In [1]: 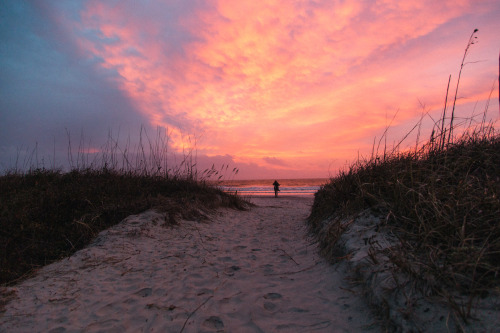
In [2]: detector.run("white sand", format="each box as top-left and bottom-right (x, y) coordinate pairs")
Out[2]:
(0, 196), (378, 332)
(330, 210), (500, 332)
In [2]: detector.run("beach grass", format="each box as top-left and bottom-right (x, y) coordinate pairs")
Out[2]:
(308, 29), (499, 326)
(0, 134), (247, 286)
(309, 121), (499, 317)
(308, 101), (499, 323)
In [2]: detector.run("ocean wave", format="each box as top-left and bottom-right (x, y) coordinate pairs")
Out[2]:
(219, 185), (321, 196)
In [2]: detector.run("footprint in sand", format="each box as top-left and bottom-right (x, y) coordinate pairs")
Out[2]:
(264, 302), (278, 311)
(264, 292), (282, 300)
(224, 265), (241, 276)
(218, 256), (233, 263)
(134, 287), (152, 297)
(203, 316), (224, 330)
(260, 264), (274, 275)
(263, 293), (283, 312)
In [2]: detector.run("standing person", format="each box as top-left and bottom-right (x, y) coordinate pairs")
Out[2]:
(273, 180), (280, 198)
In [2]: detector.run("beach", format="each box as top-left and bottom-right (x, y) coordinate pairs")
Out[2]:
(0, 196), (378, 332)
(219, 178), (327, 197)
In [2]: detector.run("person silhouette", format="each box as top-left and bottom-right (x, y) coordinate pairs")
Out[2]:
(273, 180), (280, 198)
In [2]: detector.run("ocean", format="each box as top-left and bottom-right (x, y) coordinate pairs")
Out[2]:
(218, 178), (329, 196)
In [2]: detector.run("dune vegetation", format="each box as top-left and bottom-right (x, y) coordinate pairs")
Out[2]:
(0, 134), (247, 286)
(309, 115), (499, 319)
(309, 29), (499, 329)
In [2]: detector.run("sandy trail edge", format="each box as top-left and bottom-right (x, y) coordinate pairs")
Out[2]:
(335, 211), (500, 332)
(0, 196), (378, 332)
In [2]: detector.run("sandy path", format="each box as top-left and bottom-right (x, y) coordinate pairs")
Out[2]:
(1, 196), (377, 332)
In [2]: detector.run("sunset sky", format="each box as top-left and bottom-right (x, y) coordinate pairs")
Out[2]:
(1, 0), (499, 179)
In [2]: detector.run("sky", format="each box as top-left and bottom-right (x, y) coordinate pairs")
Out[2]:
(1, 0), (499, 179)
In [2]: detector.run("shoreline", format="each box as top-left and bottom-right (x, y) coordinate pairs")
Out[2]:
(231, 193), (316, 198)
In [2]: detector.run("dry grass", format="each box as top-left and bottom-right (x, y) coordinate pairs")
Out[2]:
(308, 29), (499, 325)
(309, 126), (499, 325)
(0, 131), (248, 286)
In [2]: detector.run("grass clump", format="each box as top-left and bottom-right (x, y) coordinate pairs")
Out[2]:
(310, 127), (500, 299)
(308, 29), (499, 326)
(0, 132), (247, 286)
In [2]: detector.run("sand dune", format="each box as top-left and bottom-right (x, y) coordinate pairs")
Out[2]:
(0, 196), (378, 332)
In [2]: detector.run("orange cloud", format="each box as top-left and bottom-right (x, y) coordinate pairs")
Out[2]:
(71, 0), (499, 178)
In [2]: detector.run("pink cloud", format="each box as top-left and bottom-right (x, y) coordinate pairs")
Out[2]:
(262, 157), (289, 167)
(67, 0), (499, 178)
